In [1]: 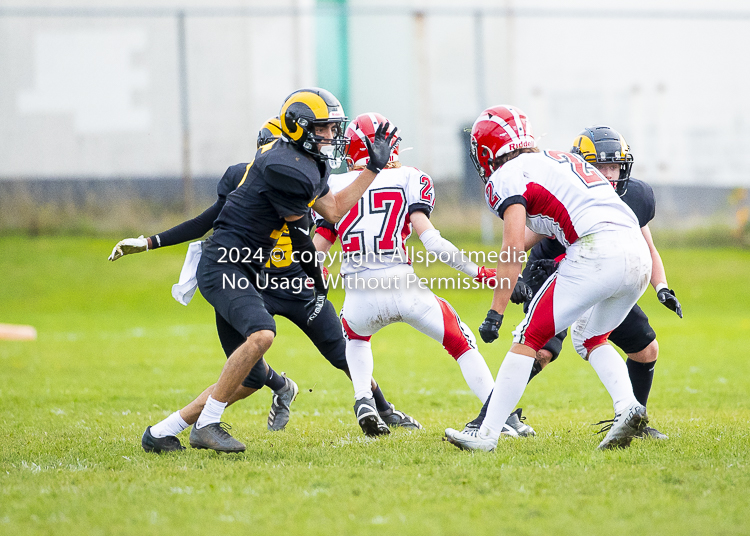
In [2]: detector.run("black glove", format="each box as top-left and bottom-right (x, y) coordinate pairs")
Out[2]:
(525, 259), (559, 289)
(478, 310), (503, 343)
(657, 287), (683, 318)
(510, 276), (533, 304)
(305, 288), (328, 326)
(364, 122), (401, 173)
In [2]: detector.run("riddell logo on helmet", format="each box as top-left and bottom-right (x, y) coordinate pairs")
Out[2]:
(507, 141), (534, 151)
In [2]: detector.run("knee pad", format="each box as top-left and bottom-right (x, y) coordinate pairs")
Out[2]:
(542, 329), (566, 362)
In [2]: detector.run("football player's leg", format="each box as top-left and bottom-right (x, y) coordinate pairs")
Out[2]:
(466, 327), (565, 430)
(572, 301), (651, 449)
(609, 305), (658, 407)
(569, 240), (651, 417)
(339, 290), (392, 436)
(192, 257), (276, 450)
(257, 295), (291, 393)
(568, 264), (650, 449)
(609, 306), (667, 439)
(341, 316), (374, 400)
(175, 382), (260, 426)
(284, 296), (393, 414)
(478, 264), (609, 440)
(406, 292), (494, 402)
(146, 310), (262, 447)
(214, 308), (283, 392)
(339, 287), (391, 401)
(144, 381), (258, 453)
(475, 275), (561, 440)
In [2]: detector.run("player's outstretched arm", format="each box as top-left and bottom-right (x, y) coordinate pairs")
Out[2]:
(412, 211), (480, 278)
(107, 202), (221, 261)
(313, 122), (401, 223)
(641, 224), (682, 317)
(108, 236), (149, 261)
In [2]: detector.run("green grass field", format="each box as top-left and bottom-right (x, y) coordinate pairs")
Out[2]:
(1, 235), (749, 535)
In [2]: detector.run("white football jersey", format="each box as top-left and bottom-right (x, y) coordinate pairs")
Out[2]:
(485, 151), (638, 247)
(317, 166), (436, 274)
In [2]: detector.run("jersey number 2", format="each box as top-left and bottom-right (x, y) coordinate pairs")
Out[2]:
(546, 150), (608, 188)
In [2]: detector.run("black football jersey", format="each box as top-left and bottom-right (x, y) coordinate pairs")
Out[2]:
(206, 139), (330, 266)
(530, 177), (655, 262)
(619, 178), (655, 228)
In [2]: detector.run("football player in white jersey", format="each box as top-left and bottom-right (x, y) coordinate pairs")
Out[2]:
(313, 112), (501, 436)
(444, 105), (653, 451)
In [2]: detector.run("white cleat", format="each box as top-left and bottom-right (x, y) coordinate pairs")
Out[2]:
(445, 424), (517, 452)
(597, 403), (649, 450)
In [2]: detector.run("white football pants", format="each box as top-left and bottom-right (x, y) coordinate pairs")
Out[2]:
(340, 264), (494, 403)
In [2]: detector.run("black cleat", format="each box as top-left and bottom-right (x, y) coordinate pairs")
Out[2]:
(354, 397), (390, 437)
(189, 422), (246, 453)
(379, 403), (422, 430)
(142, 426), (185, 453)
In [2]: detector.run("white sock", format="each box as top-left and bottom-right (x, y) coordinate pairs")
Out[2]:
(195, 395), (227, 429)
(588, 344), (639, 414)
(150, 411), (189, 438)
(457, 349), (494, 402)
(480, 352), (535, 440)
(346, 339), (374, 400)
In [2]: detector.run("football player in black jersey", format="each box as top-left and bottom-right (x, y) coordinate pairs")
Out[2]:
(463, 126), (682, 439)
(111, 115), (416, 452)
(111, 88), (400, 452)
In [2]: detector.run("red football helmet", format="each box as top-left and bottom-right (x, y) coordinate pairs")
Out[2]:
(470, 105), (536, 183)
(345, 112), (400, 168)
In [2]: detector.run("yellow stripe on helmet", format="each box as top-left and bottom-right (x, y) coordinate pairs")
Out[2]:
(619, 135), (630, 157)
(572, 134), (598, 163)
(280, 91), (329, 141)
(262, 117), (282, 137)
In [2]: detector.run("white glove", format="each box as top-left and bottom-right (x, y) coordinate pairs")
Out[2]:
(108, 235), (149, 261)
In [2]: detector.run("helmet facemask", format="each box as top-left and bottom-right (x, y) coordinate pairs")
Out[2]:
(470, 136), (496, 184)
(304, 119), (349, 168)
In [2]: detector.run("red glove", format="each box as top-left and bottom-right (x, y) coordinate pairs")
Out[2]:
(475, 266), (498, 288)
(322, 266), (330, 280)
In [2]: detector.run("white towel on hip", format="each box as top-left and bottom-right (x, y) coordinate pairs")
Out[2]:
(172, 241), (203, 305)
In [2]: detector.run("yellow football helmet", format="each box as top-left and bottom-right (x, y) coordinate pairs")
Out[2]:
(571, 125), (634, 196)
(257, 117), (282, 149)
(279, 87), (348, 166)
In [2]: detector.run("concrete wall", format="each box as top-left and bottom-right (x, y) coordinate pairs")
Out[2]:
(1, 0), (750, 196)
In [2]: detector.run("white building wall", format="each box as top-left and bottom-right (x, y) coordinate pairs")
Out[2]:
(1, 0), (749, 186)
